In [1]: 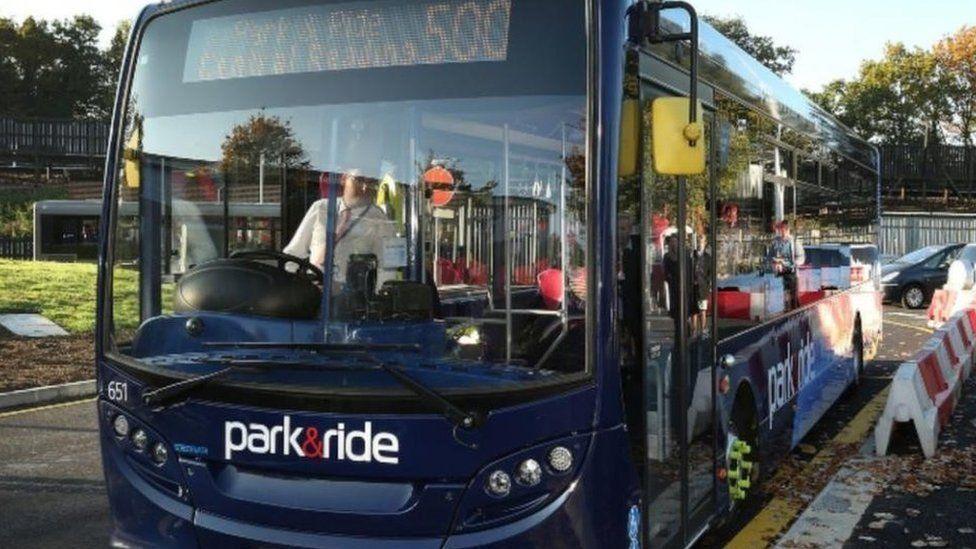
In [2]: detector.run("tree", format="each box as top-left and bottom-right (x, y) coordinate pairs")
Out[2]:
(806, 44), (948, 145)
(5, 17), (57, 117)
(105, 20), (130, 75)
(0, 16), (129, 119)
(804, 80), (848, 117)
(703, 15), (797, 76)
(934, 26), (976, 146)
(98, 20), (132, 115)
(51, 15), (110, 118)
(0, 19), (20, 111)
(220, 113), (307, 172)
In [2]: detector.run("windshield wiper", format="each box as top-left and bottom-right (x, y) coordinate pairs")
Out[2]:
(141, 357), (362, 408)
(143, 344), (484, 431)
(358, 354), (483, 430)
(208, 342), (481, 429)
(142, 364), (239, 408)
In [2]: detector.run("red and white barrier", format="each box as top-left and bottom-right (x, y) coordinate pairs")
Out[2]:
(927, 288), (976, 328)
(927, 289), (957, 326)
(875, 306), (975, 458)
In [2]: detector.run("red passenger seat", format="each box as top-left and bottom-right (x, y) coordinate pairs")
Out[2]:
(538, 268), (564, 310)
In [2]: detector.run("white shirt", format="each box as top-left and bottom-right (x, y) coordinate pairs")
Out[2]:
(283, 198), (397, 286)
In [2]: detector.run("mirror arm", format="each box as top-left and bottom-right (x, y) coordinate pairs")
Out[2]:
(627, 1), (701, 144)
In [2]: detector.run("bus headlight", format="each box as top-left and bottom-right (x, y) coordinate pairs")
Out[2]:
(515, 459), (542, 486)
(151, 442), (169, 465)
(131, 429), (149, 451)
(548, 446), (573, 473)
(455, 434), (588, 533)
(113, 414), (130, 438)
(487, 470), (511, 497)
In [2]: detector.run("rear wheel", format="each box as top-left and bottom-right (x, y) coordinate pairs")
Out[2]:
(901, 284), (926, 309)
(726, 392), (760, 508)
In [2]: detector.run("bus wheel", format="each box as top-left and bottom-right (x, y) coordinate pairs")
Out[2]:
(726, 398), (759, 507)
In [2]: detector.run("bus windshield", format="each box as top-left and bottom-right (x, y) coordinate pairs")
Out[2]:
(108, 0), (589, 396)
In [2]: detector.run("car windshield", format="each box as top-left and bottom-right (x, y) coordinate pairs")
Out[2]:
(957, 245), (976, 264)
(109, 0), (589, 394)
(894, 245), (943, 265)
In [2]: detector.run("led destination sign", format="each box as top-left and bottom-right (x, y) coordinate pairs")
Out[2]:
(183, 0), (513, 82)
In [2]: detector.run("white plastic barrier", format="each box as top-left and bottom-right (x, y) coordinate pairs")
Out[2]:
(928, 288), (976, 328)
(875, 306), (974, 458)
(874, 362), (942, 458)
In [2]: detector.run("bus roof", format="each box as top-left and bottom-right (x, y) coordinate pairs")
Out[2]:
(657, 10), (878, 171)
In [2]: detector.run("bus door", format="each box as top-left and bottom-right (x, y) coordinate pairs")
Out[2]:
(639, 81), (718, 547)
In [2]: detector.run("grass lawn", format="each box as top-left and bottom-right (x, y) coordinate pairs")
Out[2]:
(0, 259), (138, 333)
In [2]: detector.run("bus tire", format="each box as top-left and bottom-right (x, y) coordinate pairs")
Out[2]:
(726, 388), (760, 508)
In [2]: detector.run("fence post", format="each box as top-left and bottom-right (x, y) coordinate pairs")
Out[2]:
(967, 146), (973, 196)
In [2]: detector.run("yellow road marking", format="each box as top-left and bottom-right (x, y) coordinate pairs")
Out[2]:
(884, 319), (934, 334)
(0, 397), (95, 419)
(724, 385), (891, 548)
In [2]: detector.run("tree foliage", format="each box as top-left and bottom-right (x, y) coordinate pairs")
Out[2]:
(220, 113), (307, 172)
(808, 44), (947, 145)
(0, 16), (130, 119)
(934, 26), (976, 146)
(703, 15), (797, 76)
(808, 26), (976, 146)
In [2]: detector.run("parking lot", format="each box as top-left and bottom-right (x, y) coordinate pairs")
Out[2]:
(0, 397), (108, 548)
(0, 306), (969, 548)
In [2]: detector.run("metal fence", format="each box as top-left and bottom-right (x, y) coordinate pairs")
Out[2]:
(879, 212), (976, 257)
(0, 236), (33, 260)
(0, 117), (108, 158)
(881, 144), (976, 197)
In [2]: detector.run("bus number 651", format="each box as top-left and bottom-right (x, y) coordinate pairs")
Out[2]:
(107, 381), (128, 403)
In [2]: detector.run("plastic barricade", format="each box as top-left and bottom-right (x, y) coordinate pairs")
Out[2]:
(875, 308), (972, 458)
(928, 289), (959, 327)
(717, 291), (750, 320)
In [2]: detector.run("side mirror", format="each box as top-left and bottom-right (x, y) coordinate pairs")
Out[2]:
(618, 98), (639, 178)
(652, 97), (705, 176)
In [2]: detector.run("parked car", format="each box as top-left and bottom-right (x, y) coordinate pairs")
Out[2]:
(882, 243), (965, 308)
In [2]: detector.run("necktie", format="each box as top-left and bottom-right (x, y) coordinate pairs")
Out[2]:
(335, 207), (353, 242)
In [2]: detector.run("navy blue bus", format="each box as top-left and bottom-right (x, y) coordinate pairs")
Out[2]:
(96, 1), (882, 547)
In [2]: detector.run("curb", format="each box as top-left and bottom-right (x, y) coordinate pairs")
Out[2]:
(0, 380), (96, 412)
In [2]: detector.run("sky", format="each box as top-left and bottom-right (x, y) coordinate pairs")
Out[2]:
(2, 0), (976, 92)
(693, 0), (976, 90)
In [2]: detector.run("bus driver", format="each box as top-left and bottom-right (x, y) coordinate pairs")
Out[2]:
(283, 170), (397, 291)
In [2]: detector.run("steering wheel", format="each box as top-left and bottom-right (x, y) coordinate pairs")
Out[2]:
(229, 250), (324, 285)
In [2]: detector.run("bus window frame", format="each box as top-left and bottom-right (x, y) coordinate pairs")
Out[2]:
(633, 48), (722, 542)
(96, 0), (600, 412)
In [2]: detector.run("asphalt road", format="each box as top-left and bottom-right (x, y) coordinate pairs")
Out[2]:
(0, 306), (941, 548)
(0, 399), (110, 548)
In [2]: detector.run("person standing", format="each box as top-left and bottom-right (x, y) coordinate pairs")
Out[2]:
(765, 220), (798, 309)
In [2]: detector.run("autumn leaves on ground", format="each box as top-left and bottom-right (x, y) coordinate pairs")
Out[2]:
(0, 259), (137, 391)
